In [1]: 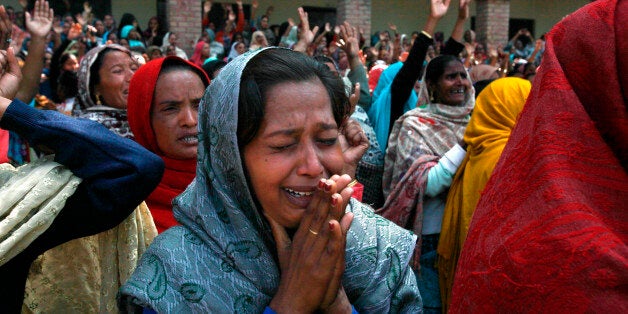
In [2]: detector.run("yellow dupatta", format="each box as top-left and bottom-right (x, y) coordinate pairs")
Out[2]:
(438, 77), (532, 310)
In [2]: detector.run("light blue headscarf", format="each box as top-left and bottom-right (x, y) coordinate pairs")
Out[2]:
(119, 47), (421, 313)
(367, 62), (418, 154)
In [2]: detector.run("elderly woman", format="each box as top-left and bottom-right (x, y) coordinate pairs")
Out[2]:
(0, 45), (163, 312)
(120, 48), (421, 312)
(127, 56), (210, 232)
(22, 44), (159, 312)
(437, 77), (531, 311)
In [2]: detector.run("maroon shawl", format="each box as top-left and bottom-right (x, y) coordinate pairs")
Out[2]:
(450, 0), (628, 312)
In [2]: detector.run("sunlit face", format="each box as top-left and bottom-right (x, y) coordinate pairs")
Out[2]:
(62, 54), (79, 72)
(95, 51), (137, 109)
(430, 61), (471, 106)
(151, 70), (205, 159)
(243, 79), (344, 229)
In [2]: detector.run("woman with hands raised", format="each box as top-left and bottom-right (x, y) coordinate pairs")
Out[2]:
(120, 48), (421, 313)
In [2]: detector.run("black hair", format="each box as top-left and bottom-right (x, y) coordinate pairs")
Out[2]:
(88, 47), (129, 104)
(425, 54), (463, 86)
(159, 58), (210, 87)
(473, 79), (495, 99)
(202, 59), (227, 80)
(313, 55), (340, 74)
(237, 49), (350, 148)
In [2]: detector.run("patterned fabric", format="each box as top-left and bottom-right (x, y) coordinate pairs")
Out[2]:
(367, 62), (418, 154)
(75, 44), (134, 139)
(438, 77), (531, 311)
(21, 44), (158, 312)
(377, 80), (475, 269)
(451, 0), (628, 312)
(23, 202), (156, 313)
(127, 56), (209, 233)
(0, 157), (81, 267)
(120, 48), (422, 313)
(352, 106), (385, 207)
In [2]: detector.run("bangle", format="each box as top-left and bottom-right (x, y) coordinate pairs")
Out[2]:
(421, 30), (433, 40)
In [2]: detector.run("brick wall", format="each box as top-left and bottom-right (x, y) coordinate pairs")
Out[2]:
(476, 0), (509, 47)
(337, 0), (371, 46)
(167, 0), (202, 56)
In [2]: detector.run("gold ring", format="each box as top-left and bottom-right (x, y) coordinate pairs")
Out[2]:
(308, 228), (319, 235)
(347, 179), (359, 188)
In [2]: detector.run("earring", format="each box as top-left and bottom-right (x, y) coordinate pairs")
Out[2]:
(429, 90), (435, 103)
(95, 93), (102, 106)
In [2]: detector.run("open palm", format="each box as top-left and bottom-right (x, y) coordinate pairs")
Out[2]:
(25, 0), (53, 39)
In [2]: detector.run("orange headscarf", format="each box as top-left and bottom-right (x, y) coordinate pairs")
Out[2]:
(438, 77), (531, 310)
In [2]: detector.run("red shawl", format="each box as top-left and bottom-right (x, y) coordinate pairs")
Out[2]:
(0, 129), (8, 163)
(127, 56), (209, 233)
(450, 0), (628, 312)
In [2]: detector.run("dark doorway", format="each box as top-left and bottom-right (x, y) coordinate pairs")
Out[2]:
(301, 6), (337, 29)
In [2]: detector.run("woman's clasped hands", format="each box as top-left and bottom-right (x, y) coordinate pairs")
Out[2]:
(267, 174), (356, 313)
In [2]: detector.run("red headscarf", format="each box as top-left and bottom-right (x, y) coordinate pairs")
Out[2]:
(450, 0), (628, 312)
(189, 41), (207, 67)
(127, 56), (210, 233)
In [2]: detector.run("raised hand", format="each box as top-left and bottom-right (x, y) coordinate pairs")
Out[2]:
(339, 117), (369, 179)
(298, 7), (318, 44)
(0, 47), (22, 101)
(338, 22), (359, 60)
(388, 22), (397, 33)
(458, 0), (471, 20)
(25, 0), (54, 39)
(431, 0), (451, 19)
(267, 175), (354, 313)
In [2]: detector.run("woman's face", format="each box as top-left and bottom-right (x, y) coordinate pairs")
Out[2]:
(119, 38), (130, 49)
(166, 45), (177, 56)
(151, 69), (205, 159)
(150, 49), (163, 60)
(235, 42), (246, 54)
(149, 18), (158, 30)
(243, 79), (344, 229)
(431, 61), (471, 106)
(201, 43), (211, 57)
(62, 54), (79, 72)
(96, 51), (137, 109)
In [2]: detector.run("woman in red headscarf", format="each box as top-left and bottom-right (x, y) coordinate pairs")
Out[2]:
(450, 0), (628, 312)
(127, 56), (210, 232)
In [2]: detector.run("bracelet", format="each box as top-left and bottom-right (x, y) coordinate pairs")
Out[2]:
(420, 30), (433, 40)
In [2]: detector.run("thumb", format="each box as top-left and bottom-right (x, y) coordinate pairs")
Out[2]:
(312, 25), (319, 34)
(265, 213), (291, 270)
(7, 47), (21, 78)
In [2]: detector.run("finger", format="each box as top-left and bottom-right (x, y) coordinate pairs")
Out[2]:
(311, 25), (319, 35)
(265, 212), (292, 270)
(6, 47), (20, 77)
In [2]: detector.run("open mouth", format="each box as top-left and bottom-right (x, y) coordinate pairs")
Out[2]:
(282, 187), (315, 208)
(179, 135), (198, 144)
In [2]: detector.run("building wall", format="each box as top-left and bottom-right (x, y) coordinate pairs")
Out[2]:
(111, 0), (156, 29)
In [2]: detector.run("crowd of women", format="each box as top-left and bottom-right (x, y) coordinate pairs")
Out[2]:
(0, 0), (625, 313)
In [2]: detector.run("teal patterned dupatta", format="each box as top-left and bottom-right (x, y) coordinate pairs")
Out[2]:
(119, 48), (422, 313)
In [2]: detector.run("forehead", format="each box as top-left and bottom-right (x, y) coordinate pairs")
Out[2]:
(102, 50), (131, 65)
(261, 80), (335, 128)
(442, 61), (466, 74)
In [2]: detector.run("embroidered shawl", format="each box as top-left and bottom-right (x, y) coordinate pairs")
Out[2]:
(451, 0), (628, 311)
(377, 78), (474, 270)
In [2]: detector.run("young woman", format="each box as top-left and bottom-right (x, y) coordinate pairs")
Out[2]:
(127, 56), (210, 232)
(120, 48), (421, 313)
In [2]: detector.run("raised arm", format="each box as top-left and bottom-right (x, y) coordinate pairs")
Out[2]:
(442, 0), (471, 56)
(293, 7), (319, 55)
(15, 0), (53, 103)
(389, 0), (450, 132)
